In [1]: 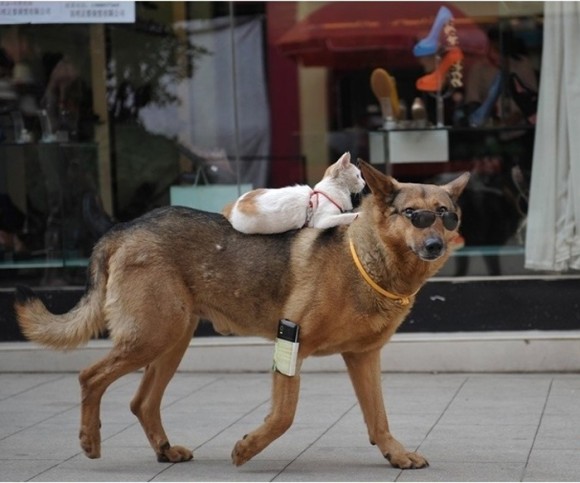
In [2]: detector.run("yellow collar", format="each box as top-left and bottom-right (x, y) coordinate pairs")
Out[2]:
(348, 238), (418, 306)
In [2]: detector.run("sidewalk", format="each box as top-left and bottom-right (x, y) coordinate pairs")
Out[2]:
(1, 371), (579, 482)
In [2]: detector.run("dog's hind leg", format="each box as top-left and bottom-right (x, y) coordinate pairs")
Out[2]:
(343, 350), (429, 469)
(130, 317), (199, 463)
(79, 347), (152, 459)
(78, 275), (195, 460)
(231, 370), (300, 466)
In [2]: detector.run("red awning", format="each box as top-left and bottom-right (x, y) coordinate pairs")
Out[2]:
(276, 2), (489, 70)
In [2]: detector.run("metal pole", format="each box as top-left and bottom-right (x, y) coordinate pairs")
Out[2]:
(229, 1), (242, 195)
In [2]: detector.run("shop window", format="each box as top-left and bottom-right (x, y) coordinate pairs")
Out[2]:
(269, 1), (551, 277)
(1, 1), (578, 290)
(0, 24), (101, 286)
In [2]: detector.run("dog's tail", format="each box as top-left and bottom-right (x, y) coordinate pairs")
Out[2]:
(14, 245), (110, 350)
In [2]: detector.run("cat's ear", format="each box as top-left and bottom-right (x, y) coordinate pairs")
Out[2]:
(325, 152), (352, 178)
(338, 152), (351, 168)
(328, 152), (351, 177)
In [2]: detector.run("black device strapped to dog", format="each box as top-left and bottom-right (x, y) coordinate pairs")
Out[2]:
(278, 319), (299, 342)
(273, 319), (300, 376)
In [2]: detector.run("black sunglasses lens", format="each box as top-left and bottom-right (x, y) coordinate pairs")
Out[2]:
(411, 211), (436, 228)
(442, 212), (459, 230)
(409, 211), (459, 230)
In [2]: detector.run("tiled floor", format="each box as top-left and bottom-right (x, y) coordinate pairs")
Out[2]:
(0, 372), (579, 481)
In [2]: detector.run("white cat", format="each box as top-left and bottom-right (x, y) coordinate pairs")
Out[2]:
(223, 152), (365, 234)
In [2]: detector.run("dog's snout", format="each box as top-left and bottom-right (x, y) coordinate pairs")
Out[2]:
(423, 237), (444, 259)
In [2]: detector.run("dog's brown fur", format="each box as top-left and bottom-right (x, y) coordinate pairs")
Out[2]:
(15, 161), (469, 470)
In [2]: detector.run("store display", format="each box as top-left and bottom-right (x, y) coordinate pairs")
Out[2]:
(416, 47), (464, 93)
(412, 6), (454, 57)
(468, 71), (502, 127)
(370, 68), (400, 128)
(411, 97), (427, 128)
(412, 5), (464, 127)
(371, 5), (466, 130)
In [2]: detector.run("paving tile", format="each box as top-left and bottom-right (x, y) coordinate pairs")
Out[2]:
(523, 449), (580, 482)
(417, 423), (537, 463)
(544, 376), (580, 416)
(436, 375), (550, 427)
(27, 448), (170, 482)
(0, 372), (576, 482)
(152, 458), (286, 482)
(532, 414), (580, 451)
(397, 461), (526, 482)
(0, 459), (63, 482)
(275, 446), (400, 482)
(0, 374), (66, 400)
(0, 428), (82, 460)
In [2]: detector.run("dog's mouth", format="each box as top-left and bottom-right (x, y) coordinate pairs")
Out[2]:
(418, 251), (445, 261)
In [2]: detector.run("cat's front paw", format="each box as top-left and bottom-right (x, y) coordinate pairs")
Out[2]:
(341, 213), (359, 225)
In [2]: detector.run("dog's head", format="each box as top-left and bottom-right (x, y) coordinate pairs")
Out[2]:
(358, 160), (470, 262)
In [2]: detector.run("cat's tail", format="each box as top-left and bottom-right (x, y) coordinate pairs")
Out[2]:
(222, 201), (235, 220)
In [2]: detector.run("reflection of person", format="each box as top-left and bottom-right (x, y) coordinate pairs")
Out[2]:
(465, 25), (540, 180)
(465, 25), (538, 126)
(42, 55), (83, 140)
(0, 28), (40, 117)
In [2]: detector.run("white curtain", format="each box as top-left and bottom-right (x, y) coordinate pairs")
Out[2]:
(139, 17), (271, 188)
(525, 2), (580, 271)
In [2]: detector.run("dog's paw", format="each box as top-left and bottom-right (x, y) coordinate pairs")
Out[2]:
(231, 437), (255, 466)
(79, 428), (101, 459)
(157, 445), (193, 463)
(385, 451), (429, 469)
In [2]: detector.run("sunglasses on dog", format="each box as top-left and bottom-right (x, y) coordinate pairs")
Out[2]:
(402, 209), (459, 231)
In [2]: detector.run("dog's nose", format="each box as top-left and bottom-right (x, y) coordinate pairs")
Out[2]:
(424, 237), (443, 257)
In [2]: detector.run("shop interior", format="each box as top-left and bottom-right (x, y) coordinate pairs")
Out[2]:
(0, 2), (559, 287)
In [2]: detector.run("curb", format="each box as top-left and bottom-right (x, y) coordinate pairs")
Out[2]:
(1, 330), (579, 373)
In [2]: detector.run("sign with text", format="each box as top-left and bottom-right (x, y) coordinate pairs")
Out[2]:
(0, 1), (135, 24)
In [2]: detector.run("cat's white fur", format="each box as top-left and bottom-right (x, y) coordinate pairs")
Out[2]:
(224, 152), (365, 234)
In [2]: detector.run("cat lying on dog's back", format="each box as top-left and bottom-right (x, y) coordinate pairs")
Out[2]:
(223, 152), (365, 234)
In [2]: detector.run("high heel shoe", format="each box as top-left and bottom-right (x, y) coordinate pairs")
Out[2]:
(416, 47), (464, 92)
(370, 68), (400, 121)
(413, 6), (453, 57)
(468, 71), (502, 127)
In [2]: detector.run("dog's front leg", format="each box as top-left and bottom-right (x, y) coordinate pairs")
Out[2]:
(343, 350), (428, 469)
(231, 370), (300, 466)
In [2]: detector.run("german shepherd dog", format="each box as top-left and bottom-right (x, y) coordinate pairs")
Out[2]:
(15, 161), (469, 470)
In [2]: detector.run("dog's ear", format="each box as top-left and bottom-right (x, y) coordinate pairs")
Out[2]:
(358, 159), (398, 202)
(443, 172), (470, 202)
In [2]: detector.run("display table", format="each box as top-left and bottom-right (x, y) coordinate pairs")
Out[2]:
(368, 128), (449, 165)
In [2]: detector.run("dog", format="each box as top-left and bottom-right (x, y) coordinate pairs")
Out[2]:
(15, 161), (469, 470)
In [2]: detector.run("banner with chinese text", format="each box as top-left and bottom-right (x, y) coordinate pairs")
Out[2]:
(0, 1), (135, 24)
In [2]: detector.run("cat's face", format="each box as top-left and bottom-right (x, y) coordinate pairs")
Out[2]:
(328, 152), (366, 194)
(342, 163), (366, 194)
